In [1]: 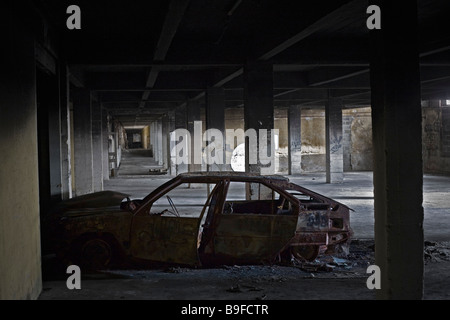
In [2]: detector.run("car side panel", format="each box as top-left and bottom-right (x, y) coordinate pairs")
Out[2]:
(129, 215), (201, 266)
(211, 214), (297, 264)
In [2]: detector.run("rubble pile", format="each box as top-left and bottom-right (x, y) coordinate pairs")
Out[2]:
(424, 241), (450, 264)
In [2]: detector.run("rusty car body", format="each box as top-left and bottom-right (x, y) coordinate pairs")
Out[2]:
(42, 172), (352, 270)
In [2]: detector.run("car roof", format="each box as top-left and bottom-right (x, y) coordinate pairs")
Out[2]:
(177, 171), (290, 183)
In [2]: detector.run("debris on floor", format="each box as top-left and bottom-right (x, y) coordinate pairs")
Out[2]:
(164, 267), (190, 273)
(424, 241), (450, 264)
(148, 168), (168, 175)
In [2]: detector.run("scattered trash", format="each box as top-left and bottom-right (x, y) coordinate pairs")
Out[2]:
(424, 242), (450, 263)
(164, 267), (189, 273)
(227, 285), (243, 293)
(331, 257), (349, 266)
(226, 284), (263, 293)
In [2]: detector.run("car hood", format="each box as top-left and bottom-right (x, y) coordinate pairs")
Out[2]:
(52, 190), (130, 213)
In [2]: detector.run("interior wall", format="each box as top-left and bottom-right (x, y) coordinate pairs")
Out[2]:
(422, 101), (450, 174)
(342, 107), (373, 171)
(0, 3), (42, 299)
(301, 108), (326, 172)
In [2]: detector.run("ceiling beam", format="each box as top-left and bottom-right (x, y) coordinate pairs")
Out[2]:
(139, 0), (190, 109)
(259, 0), (363, 60)
(186, 0), (365, 104)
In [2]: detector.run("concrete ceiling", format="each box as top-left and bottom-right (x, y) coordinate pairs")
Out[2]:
(35, 0), (450, 126)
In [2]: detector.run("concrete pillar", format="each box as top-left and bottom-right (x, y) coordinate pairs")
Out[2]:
(206, 87), (226, 171)
(91, 99), (104, 192)
(36, 69), (62, 213)
(369, 0), (424, 300)
(325, 98), (344, 183)
(0, 4), (41, 299)
(244, 62), (274, 199)
(167, 111), (177, 175)
(150, 121), (157, 161)
(174, 105), (188, 174)
(102, 107), (110, 180)
(156, 120), (163, 166)
(288, 105), (302, 175)
(187, 100), (202, 172)
(48, 82), (63, 202)
(162, 114), (170, 170)
(59, 64), (72, 199)
(72, 88), (94, 196)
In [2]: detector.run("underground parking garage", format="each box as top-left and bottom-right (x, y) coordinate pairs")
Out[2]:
(1, 0), (450, 304)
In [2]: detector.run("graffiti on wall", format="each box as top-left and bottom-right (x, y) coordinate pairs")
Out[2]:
(330, 133), (343, 154)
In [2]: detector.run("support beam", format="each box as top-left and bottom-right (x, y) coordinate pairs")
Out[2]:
(0, 10), (41, 298)
(102, 107), (110, 180)
(36, 68), (63, 212)
(173, 105), (188, 174)
(156, 120), (163, 166)
(167, 110), (176, 175)
(59, 64), (72, 199)
(162, 114), (170, 170)
(370, 0), (424, 300)
(72, 88), (94, 196)
(206, 87), (226, 171)
(288, 105), (302, 174)
(91, 100), (104, 192)
(187, 100), (202, 172)
(325, 98), (344, 183)
(139, 0), (190, 108)
(244, 62), (275, 199)
(188, 0), (365, 104)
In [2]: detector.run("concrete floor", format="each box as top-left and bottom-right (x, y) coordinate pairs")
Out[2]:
(38, 150), (450, 301)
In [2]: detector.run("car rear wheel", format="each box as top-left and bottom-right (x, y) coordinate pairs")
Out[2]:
(291, 245), (320, 262)
(71, 236), (115, 271)
(81, 238), (112, 269)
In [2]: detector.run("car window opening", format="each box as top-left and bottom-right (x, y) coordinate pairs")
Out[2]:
(223, 182), (294, 215)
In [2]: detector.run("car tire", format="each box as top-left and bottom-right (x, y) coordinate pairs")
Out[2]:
(71, 235), (116, 271)
(291, 245), (320, 262)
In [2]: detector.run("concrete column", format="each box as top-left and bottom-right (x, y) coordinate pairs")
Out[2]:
(48, 82), (63, 202)
(102, 107), (110, 180)
(72, 88), (94, 196)
(59, 64), (72, 199)
(167, 111), (177, 175)
(150, 121), (157, 161)
(0, 5), (41, 299)
(325, 98), (344, 183)
(91, 99), (103, 192)
(244, 62), (274, 199)
(162, 114), (170, 170)
(36, 69), (62, 213)
(288, 105), (302, 175)
(156, 120), (163, 166)
(174, 105), (188, 174)
(206, 87), (226, 171)
(187, 100), (202, 172)
(370, 0), (424, 300)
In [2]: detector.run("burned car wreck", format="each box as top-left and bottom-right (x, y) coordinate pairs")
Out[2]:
(42, 172), (352, 270)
